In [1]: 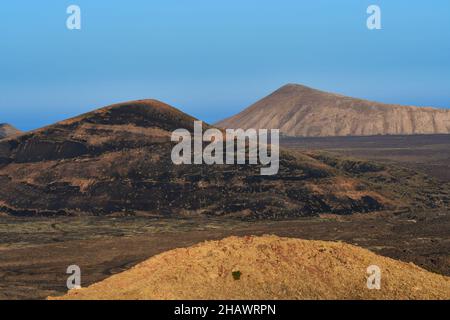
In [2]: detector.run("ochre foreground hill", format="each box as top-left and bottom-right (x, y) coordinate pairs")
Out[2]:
(216, 84), (450, 137)
(52, 235), (450, 300)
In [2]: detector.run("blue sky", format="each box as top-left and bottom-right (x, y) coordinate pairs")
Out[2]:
(1, 0), (449, 130)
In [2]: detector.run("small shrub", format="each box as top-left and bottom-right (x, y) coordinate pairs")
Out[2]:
(232, 271), (242, 280)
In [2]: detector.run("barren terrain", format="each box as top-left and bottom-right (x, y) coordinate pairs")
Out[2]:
(1, 208), (449, 299)
(0, 103), (449, 300)
(2, 99), (437, 219)
(281, 134), (450, 183)
(217, 84), (450, 137)
(52, 235), (450, 300)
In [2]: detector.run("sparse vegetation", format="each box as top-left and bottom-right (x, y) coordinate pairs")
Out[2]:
(232, 271), (242, 280)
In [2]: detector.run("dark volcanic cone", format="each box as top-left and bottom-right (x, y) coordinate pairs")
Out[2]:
(0, 99), (442, 218)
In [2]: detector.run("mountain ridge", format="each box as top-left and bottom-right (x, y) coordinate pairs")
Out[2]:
(0, 98), (430, 218)
(216, 84), (450, 137)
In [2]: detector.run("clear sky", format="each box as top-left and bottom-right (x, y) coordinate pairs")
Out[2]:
(1, 0), (449, 130)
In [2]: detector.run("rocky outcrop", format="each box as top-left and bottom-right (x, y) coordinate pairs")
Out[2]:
(216, 84), (450, 137)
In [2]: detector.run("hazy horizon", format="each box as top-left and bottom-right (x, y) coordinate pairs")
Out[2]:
(1, 0), (450, 131)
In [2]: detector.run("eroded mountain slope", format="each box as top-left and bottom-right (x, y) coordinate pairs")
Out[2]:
(217, 84), (450, 137)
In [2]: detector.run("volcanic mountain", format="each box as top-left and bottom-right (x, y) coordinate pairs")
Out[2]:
(0, 99), (445, 218)
(0, 123), (22, 139)
(216, 84), (450, 137)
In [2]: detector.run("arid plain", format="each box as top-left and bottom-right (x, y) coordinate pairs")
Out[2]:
(0, 133), (449, 299)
